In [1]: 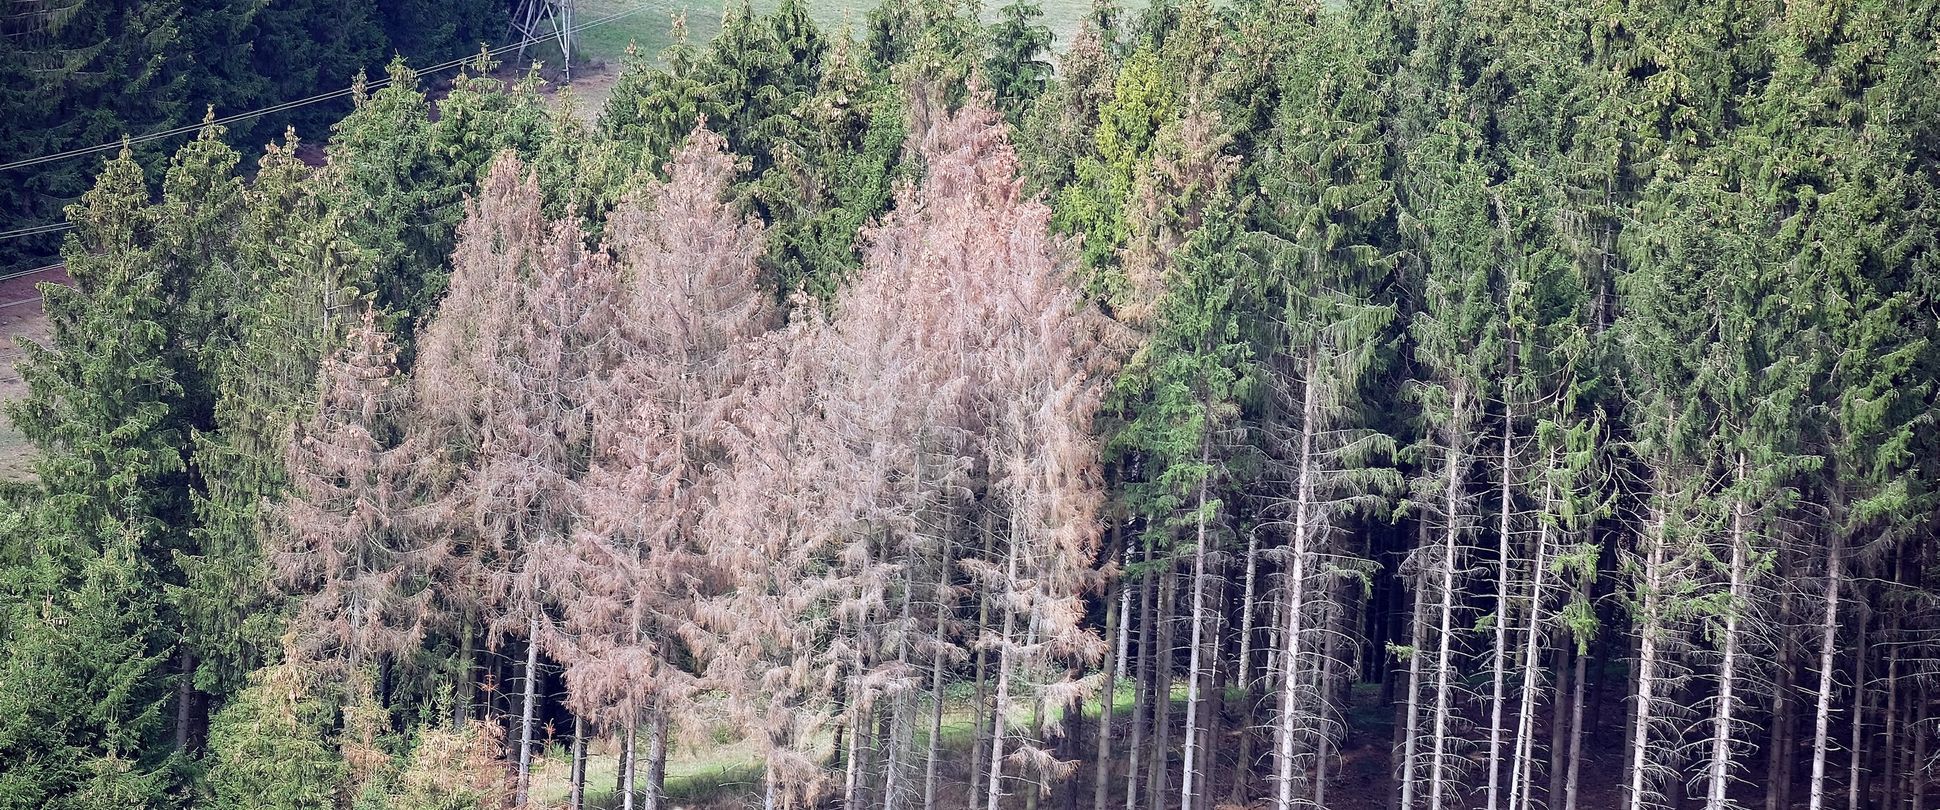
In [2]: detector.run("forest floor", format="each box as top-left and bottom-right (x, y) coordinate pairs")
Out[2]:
(0, 265), (63, 481)
(558, 64), (624, 125)
(525, 680), (1647, 810)
(528, 683), (1029, 809)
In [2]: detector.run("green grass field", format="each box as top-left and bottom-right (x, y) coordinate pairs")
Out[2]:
(565, 0), (1110, 69)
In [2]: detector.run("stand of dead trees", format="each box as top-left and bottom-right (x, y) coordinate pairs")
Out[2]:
(272, 89), (1118, 810)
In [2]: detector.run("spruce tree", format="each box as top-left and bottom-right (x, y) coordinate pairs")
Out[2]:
(0, 526), (175, 810)
(600, 26), (723, 170)
(183, 134), (370, 702)
(984, 0), (1055, 123)
(273, 308), (435, 674)
(323, 59), (554, 342)
(203, 654), (346, 810)
(1252, 8), (1401, 803)
(1, 146), (198, 793)
(1399, 112), (1500, 810)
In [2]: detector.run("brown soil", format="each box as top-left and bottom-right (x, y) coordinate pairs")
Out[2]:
(491, 58), (621, 126)
(0, 264), (65, 481)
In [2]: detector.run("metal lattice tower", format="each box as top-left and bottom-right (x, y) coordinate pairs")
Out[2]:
(510, 0), (575, 81)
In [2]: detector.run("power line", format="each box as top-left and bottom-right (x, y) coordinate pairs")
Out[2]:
(0, 3), (651, 245)
(0, 262), (66, 309)
(0, 222), (74, 242)
(0, 2), (649, 175)
(0, 262), (65, 284)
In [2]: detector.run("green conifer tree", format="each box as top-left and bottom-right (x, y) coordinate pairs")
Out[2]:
(984, 0), (1055, 122)
(0, 148), (190, 805)
(182, 134), (371, 703)
(203, 654), (346, 810)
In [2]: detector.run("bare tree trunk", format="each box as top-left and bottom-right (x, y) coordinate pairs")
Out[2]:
(1488, 406), (1515, 810)
(1198, 580), (1225, 810)
(1275, 358), (1320, 810)
(1848, 614), (1869, 810)
(1266, 585), (1283, 733)
(645, 704), (667, 810)
(1400, 536), (1428, 810)
(1239, 526), (1261, 696)
(622, 719), (638, 810)
(570, 714), (588, 810)
(456, 619), (476, 728)
(972, 513), (996, 803)
(925, 532), (953, 810)
(1564, 636), (1587, 810)
(1914, 678), (1928, 810)
(1621, 588), (1640, 769)
(1231, 521), (1262, 805)
(877, 708), (893, 808)
(1628, 489), (1671, 810)
(1126, 541), (1156, 810)
(1808, 534), (1844, 810)
(1885, 545), (1907, 809)
(986, 524), (1024, 810)
(517, 616), (542, 808)
(1150, 565), (1178, 808)
(1180, 453), (1212, 810)
(175, 649), (196, 753)
(1708, 482), (1749, 810)
(1549, 644), (1569, 805)
(1273, 511), (1311, 810)
(1429, 389), (1468, 810)
(890, 456), (933, 810)
(1769, 588), (1795, 810)
(1884, 645), (1900, 810)
(1315, 597), (1339, 810)
(847, 686), (866, 810)
(1095, 532), (1123, 810)
(495, 648), (512, 748)
(1509, 478), (1551, 810)
(885, 554), (916, 810)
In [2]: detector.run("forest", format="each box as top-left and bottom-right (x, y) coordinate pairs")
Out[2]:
(0, 0), (511, 276)
(0, 0), (1936, 809)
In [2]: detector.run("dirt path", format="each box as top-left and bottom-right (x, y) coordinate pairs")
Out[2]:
(0, 265), (63, 481)
(558, 62), (622, 125)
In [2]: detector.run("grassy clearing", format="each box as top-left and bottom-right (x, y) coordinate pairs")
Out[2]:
(565, 0), (1118, 69)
